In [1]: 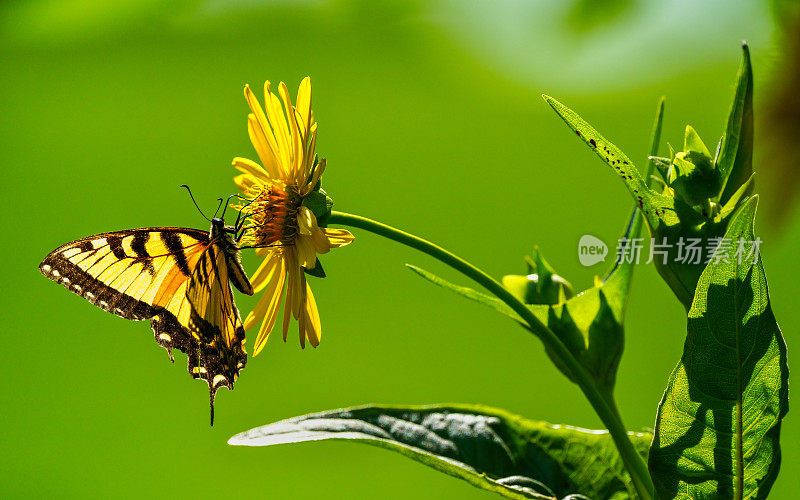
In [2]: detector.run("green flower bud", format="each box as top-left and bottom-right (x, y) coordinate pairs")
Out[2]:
(663, 126), (722, 208)
(502, 247), (573, 305)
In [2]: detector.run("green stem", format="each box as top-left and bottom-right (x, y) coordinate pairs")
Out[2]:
(328, 210), (655, 500)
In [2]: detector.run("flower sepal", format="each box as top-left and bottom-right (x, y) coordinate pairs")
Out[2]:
(303, 258), (327, 278)
(302, 186), (334, 227)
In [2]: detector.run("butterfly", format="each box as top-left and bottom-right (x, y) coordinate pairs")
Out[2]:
(39, 192), (255, 425)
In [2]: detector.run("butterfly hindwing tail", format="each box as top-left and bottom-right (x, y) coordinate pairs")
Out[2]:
(40, 227), (249, 425)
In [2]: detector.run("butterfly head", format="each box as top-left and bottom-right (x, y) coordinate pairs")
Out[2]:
(181, 185), (249, 242)
(210, 215), (242, 238)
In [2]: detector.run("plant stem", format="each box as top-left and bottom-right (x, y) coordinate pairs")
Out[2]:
(328, 211), (655, 499)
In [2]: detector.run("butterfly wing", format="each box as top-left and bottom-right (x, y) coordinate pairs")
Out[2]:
(184, 242), (248, 422)
(39, 228), (247, 424)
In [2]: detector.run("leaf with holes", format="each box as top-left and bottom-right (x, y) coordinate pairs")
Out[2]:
(543, 92), (718, 309)
(229, 404), (652, 500)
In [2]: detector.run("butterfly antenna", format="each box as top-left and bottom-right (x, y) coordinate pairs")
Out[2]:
(180, 185), (212, 222)
(219, 193), (239, 221)
(212, 198), (224, 218)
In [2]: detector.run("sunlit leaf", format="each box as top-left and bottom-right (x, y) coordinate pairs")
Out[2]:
(717, 43), (754, 205)
(649, 197), (788, 499)
(229, 404), (652, 500)
(543, 93), (722, 308)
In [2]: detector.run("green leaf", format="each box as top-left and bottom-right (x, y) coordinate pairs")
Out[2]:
(717, 43), (754, 206)
(542, 94), (677, 234)
(718, 173), (755, 221)
(405, 264), (522, 323)
(544, 93), (726, 308)
(229, 404), (653, 500)
(649, 196), (788, 499)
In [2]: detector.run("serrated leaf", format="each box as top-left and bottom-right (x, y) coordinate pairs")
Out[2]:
(717, 43), (754, 205)
(229, 404), (653, 500)
(649, 197), (788, 499)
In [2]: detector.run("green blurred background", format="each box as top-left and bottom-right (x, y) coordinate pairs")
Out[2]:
(2, 0), (798, 498)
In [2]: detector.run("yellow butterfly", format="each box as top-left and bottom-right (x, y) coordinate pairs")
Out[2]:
(39, 192), (254, 424)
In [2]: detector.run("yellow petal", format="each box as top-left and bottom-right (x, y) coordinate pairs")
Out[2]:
(298, 304), (306, 349)
(250, 251), (282, 293)
(323, 228), (355, 248)
(281, 251), (299, 340)
(279, 82), (303, 184)
(233, 173), (258, 193)
(251, 260), (287, 356)
(246, 115), (273, 174)
(293, 260), (306, 320)
(306, 156), (325, 195)
(244, 86), (284, 177)
(312, 229), (331, 254)
(264, 82), (292, 173)
(232, 156), (268, 181)
(296, 235), (318, 268)
(303, 284), (321, 347)
(297, 207), (330, 255)
(295, 77), (312, 138)
(297, 206), (314, 236)
(243, 293), (268, 331)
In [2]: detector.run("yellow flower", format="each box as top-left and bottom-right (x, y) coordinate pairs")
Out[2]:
(233, 77), (354, 355)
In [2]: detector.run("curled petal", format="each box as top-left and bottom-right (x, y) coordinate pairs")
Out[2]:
(297, 206), (331, 254)
(296, 235), (318, 269)
(297, 206), (316, 236)
(232, 157), (269, 181)
(233, 173), (258, 193)
(323, 228), (355, 248)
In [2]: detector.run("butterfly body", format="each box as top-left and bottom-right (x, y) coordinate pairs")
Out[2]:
(40, 217), (253, 424)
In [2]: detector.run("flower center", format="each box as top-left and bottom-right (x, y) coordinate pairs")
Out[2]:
(247, 184), (302, 247)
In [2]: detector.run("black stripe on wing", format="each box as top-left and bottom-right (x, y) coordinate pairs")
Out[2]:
(39, 227), (246, 425)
